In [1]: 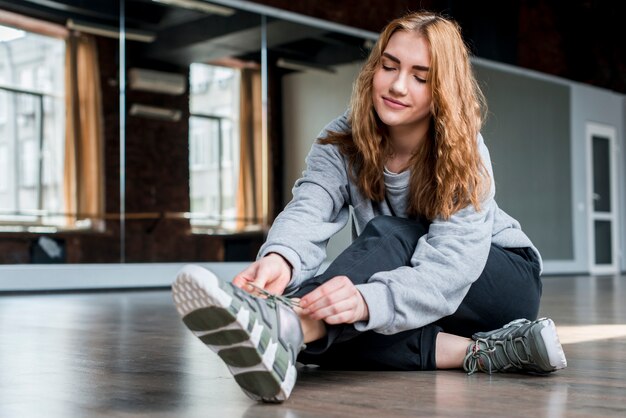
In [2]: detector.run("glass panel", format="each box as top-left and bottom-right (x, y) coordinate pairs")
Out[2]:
(1, 1), (373, 264)
(122, 0), (263, 261)
(592, 135), (611, 213)
(594, 220), (613, 265)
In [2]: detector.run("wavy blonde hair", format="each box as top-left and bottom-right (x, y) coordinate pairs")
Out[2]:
(320, 12), (488, 220)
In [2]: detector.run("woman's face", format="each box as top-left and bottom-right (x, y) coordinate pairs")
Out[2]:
(372, 30), (433, 137)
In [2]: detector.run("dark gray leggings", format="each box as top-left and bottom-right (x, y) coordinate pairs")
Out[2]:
(294, 215), (542, 370)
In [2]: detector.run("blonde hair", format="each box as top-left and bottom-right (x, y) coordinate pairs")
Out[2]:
(321, 11), (488, 220)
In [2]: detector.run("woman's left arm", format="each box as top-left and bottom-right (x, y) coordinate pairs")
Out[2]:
(354, 134), (497, 335)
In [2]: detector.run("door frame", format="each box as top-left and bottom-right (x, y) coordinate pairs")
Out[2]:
(586, 122), (620, 275)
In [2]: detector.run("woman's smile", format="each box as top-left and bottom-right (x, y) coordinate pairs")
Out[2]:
(382, 96), (410, 109)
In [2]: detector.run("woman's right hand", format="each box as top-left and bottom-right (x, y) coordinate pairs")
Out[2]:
(232, 253), (292, 295)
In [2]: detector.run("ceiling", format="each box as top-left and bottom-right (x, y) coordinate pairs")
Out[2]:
(0, 0), (370, 70)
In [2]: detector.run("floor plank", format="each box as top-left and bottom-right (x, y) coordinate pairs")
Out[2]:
(1, 275), (625, 417)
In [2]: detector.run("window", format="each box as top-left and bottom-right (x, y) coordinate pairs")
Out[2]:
(0, 23), (65, 228)
(0, 145), (7, 192)
(188, 63), (240, 231)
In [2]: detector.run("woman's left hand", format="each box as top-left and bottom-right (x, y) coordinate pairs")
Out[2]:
(299, 276), (369, 324)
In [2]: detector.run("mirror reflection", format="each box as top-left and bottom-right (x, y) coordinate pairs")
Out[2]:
(0, 0), (370, 264)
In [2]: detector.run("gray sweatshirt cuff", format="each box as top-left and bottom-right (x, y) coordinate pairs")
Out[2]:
(354, 282), (395, 333)
(257, 245), (302, 290)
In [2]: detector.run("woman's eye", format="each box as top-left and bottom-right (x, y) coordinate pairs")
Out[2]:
(382, 65), (396, 71)
(414, 76), (427, 83)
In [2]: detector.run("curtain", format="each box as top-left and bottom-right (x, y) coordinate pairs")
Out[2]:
(64, 33), (104, 227)
(236, 68), (264, 230)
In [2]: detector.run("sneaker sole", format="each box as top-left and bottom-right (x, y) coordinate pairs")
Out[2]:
(171, 265), (297, 402)
(537, 318), (568, 371)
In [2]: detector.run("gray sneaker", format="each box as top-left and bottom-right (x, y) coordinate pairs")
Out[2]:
(463, 318), (567, 375)
(172, 265), (304, 402)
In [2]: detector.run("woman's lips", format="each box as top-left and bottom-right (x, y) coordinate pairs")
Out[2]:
(382, 96), (409, 109)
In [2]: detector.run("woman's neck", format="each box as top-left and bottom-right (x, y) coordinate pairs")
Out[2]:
(386, 124), (429, 173)
(386, 153), (412, 173)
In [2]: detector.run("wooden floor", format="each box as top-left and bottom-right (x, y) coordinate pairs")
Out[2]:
(1, 275), (625, 417)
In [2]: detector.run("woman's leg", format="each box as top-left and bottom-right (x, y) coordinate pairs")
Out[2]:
(434, 244), (542, 336)
(292, 215), (429, 354)
(295, 221), (543, 371)
(297, 323), (442, 370)
(435, 332), (470, 369)
(295, 215), (428, 294)
(435, 316), (567, 375)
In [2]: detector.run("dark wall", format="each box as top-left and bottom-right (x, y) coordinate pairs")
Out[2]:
(251, 0), (626, 95)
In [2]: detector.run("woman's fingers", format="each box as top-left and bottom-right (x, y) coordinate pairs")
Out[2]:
(232, 254), (291, 296)
(301, 276), (367, 323)
(232, 263), (268, 294)
(232, 265), (256, 290)
(306, 298), (356, 322)
(300, 276), (349, 310)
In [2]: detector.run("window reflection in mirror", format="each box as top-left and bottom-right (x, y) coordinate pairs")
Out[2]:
(0, 24), (66, 231)
(0, 0), (372, 265)
(187, 61), (265, 235)
(189, 63), (241, 231)
(0, 4), (118, 263)
(123, 0), (265, 262)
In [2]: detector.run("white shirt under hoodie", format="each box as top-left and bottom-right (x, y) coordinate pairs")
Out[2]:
(258, 113), (542, 335)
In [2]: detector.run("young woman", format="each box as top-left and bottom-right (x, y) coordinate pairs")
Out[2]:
(172, 11), (567, 403)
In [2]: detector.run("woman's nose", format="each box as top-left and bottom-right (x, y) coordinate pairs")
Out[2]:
(390, 73), (408, 96)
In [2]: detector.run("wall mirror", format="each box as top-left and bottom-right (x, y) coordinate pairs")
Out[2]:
(0, 0), (372, 265)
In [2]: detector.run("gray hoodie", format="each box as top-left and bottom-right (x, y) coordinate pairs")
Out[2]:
(259, 113), (542, 335)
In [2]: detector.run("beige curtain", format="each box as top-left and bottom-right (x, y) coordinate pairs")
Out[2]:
(236, 69), (264, 230)
(64, 33), (104, 227)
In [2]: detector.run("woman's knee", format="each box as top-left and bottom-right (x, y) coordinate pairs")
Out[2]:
(361, 215), (429, 240)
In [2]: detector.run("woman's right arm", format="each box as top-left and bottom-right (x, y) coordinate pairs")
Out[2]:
(234, 114), (352, 294)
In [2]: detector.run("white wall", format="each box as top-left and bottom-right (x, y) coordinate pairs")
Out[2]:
(281, 62), (363, 261)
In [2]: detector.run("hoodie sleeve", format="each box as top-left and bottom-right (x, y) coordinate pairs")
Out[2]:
(258, 113), (352, 290)
(354, 134), (497, 334)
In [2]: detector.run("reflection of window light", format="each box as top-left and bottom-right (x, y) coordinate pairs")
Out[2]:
(42, 147), (54, 185)
(20, 68), (34, 90)
(214, 67), (234, 88)
(0, 145), (7, 191)
(189, 62), (240, 229)
(21, 140), (38, 187)
(0, 25), (25, 43)
(190, 128), (208, 168)
(0, 23), (66, 227)
(0, 92), (6, 124)
(36, 66), (52, 92)
(190, 63), (211, 93)
(18, 93), (36, 115)
(222, 120), (232, 161)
